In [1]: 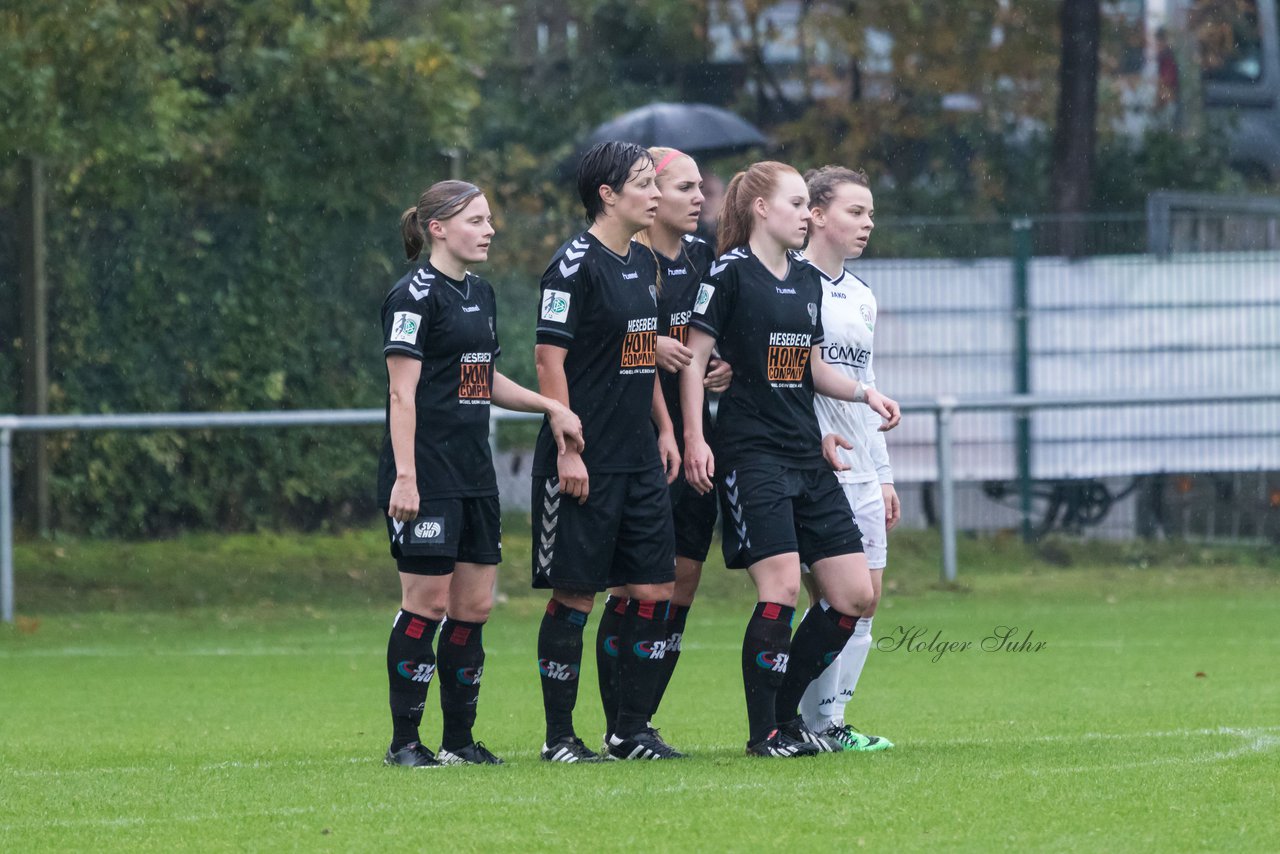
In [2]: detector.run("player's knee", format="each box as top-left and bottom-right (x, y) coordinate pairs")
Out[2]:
(828, 580), (874, 616)
(553, 589), (595, 614)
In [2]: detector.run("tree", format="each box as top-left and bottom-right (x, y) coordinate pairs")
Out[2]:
(1049, 0), (1101, 256)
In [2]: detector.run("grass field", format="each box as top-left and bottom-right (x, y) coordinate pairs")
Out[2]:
(2, 524), (1279, 851)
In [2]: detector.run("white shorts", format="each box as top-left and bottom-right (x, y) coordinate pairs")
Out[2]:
(842, 480), (887, 569)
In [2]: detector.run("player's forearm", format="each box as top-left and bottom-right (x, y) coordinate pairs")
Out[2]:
(811, 354), (867, 403)
(534, 345), (571, 409)
(651, 375), (674, 435)
(491, 370), (560, 415)
(388, 392), (417, 479)
(680, 333), (715, 443)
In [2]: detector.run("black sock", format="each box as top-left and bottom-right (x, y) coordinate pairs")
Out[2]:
(776, 603), (857, 725)
(437, 618), (485, 751)
(650, 603), (690, 719)
(741, 601), (795, 745)
(615, 599), (670, 737)
(538, 599), (588, 744)
(595, 595), (628, 736)
(386, 609), (440, 750)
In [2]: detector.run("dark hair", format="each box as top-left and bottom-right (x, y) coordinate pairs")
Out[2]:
(803, 165), (870, 211)
(717, 161), (801, 256)
(576, 141), (654, 224)
(399, 180), (484, 261)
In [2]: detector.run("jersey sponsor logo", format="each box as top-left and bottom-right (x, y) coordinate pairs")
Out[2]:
(829, 291), (847, 299)
(461, 304), (480, 313)
(621, 316), (657, 371)
(397, 661), (437, 683)
(693, 283), (715, 314)
(538, 658), (579, 681)
(390, 311), (422, 344)
(776, 287), (796, 295)
(411, 517), (445, 542)
(459, 358), (492, 401)
(767, 331), (812, 383)
(861, 303), (875, 331)
(541, 289), (571, 322)
(755, 651), (789, 673)
(621, 271), (639, 280)
(666, 267), (687, 276)
(820, 342), (870, 369)
(668, 324), (688, 345)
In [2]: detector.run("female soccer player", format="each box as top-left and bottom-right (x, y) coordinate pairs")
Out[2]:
(594, 148), (732, 742)
(797, 166), (897, 752)
(531, 141), (684, 762)
(679, 161), (901, 757)
(379, 180), (584, 767)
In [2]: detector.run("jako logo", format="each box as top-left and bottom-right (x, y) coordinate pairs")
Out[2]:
(415, 520), (441, 539)
(602, 636), (620, 658)
(633, 639), (668, 660)
(755, 651), (790, 673)
(397, 661), (436, 683)
(538, 659), (579, 681)
(456, 666), (483, 686)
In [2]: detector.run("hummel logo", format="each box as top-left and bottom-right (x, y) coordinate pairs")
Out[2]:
(709, 260), (728, 277)
(564, 242), (588, 261)
(409, 271), (435, 301)
(559, 259), (580, 278)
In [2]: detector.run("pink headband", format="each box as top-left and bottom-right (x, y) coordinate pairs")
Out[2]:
(654, 150), (685, 175)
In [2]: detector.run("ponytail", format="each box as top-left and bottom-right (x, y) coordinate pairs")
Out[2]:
(400, 207), (425, 261)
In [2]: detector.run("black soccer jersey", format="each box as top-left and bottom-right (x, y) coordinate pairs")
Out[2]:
(376, 261), (500, 503)
(532, 231), (662, 476)
(655, 233), (717, 448)
(687, 247), (827, 469)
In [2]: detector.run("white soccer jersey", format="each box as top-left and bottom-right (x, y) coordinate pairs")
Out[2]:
(810, 264), (893, 485)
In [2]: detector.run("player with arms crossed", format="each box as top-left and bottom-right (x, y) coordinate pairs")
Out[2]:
(798, 166), (897, 752)
(532, 142), (684, 762)
(680, 161), (901, 757)
(593, 147), (734, 744)
(379, 180), (583, 767)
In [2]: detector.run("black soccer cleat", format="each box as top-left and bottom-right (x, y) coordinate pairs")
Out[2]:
(745, 728), (822, 758)
(606, 727), (687, 760)
(540, 736), (603, 763)
(384, 741), (442, 767)
(438, 741), (505, 765)
(778, 717), (843, 753)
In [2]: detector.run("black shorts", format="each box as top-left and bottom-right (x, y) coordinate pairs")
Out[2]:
(531, 467), (676, 593)
(718, 462), (863, 569)
(670, 474), (718, 563)
(384, 495), (502, 575)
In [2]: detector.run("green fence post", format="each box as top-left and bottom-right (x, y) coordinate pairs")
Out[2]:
(1012, 218), (1033, 543)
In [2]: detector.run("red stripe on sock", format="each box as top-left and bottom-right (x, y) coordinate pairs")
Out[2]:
(405, 617), (426, 640)
(637, 600), (657, 620)
(762, 603), (781, 621)
(449, 625), (472, 646)
(613, 597), (629, 615)
(839, 615), (856, 632)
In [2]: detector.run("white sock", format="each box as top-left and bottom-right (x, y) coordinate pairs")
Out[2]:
(830, 616), (873, 724)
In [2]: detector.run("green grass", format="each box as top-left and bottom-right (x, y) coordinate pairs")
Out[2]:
(2, 526), (1279, 851)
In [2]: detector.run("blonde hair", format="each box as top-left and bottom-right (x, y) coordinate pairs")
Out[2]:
(636, 146), (698, 294)
(717, 161), (801, 256)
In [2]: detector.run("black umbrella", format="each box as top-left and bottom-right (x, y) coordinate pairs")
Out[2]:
(579, 102), (769, 157)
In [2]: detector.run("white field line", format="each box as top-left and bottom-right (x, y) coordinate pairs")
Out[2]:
(1, 729), (1277, 833)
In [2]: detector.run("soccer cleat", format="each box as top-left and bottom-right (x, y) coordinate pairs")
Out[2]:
(829, 722), (894, 752)
(438, 741), (505, 765)
(606, 728), (687, 760)
(540, 736), (603, 763)
(778, 717), (843, 753)
(745, 728), (822, 758)
(384, 741), (442, 767)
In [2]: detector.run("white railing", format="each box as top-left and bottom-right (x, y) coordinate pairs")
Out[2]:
(3, 391), (1279, 622)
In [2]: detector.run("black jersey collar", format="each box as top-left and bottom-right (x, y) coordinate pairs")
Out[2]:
(584, 231), (634, 266)
(419, 260), (471, 299)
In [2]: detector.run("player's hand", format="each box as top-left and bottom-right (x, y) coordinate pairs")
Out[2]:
(388, 475), (419, 523)
(557, 450), (590, 504)
(882, 483), (901, 531)
(683, 436), (715, 495)
(656, 335), (693, 373)
(657, 429), (682, 484)
(547, 402), (585, 455)
(704, 357), (733, 393)
(866, 388), (901, 431)
(821, 433), (853, 472)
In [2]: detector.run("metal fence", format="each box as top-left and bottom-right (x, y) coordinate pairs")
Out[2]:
(6, 391), (1280, 623)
